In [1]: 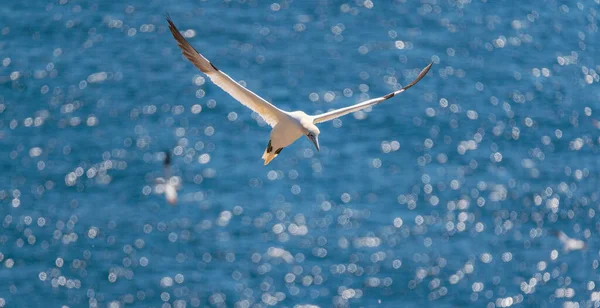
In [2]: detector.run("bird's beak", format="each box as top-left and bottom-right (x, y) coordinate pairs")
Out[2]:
(308, 135), (320, 152)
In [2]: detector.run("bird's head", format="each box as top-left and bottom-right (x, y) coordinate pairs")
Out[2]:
(303, 123), (321, 152)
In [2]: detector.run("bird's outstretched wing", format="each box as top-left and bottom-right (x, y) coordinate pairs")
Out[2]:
(312, 62), (433, 124)
(167, 16), (285, 127)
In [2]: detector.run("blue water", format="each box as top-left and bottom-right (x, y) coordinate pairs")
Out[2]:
(1, 0), (599, 307)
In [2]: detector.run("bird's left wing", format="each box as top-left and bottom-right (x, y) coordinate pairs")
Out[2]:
(167, 16), (285, 127)
(312, 62), (433, 124)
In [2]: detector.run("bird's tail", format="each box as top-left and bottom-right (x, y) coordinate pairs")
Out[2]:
(262, 149), (277, 165)
(261, 140), (282, 165)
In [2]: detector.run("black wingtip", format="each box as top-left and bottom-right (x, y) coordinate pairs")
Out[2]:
(423, 61), (434, 75)
(402, 61), (434, 90)
(166, 13), (175, 26)
(416, 61), (433, 80)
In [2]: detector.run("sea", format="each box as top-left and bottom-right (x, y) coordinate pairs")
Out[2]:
(1, 0), (599, 307)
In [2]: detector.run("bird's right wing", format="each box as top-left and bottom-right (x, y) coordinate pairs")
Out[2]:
(167, 16), (285, 127)
(312, 62), (433, 124)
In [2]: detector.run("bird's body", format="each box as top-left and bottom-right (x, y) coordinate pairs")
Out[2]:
(262, 111), (314, 164)
(164, 181), (178, 205)
(555, 231), (585, 252)
(156, 177), (179, 205)
(167, 16), (432, 165)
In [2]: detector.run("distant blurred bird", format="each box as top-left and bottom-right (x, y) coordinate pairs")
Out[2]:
(156, 151), (180, 205)
(167, 16), (433, 165)
(554, 231), (585, 252)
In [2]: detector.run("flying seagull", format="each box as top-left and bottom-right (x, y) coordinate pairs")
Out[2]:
(167, 16), (433, 165)
(554, 231), (585, 252)
(156, 151), (180, 205)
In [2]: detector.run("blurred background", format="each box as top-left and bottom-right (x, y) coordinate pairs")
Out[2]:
(1, 0), (599, 307)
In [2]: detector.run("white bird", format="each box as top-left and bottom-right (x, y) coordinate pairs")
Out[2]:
(555, 231), (585, 252)
(156, 152), (180, 205)
(167, 16), (433, 165)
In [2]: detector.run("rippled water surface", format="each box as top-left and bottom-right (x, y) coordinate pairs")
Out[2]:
(1, 1), (600, 307)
